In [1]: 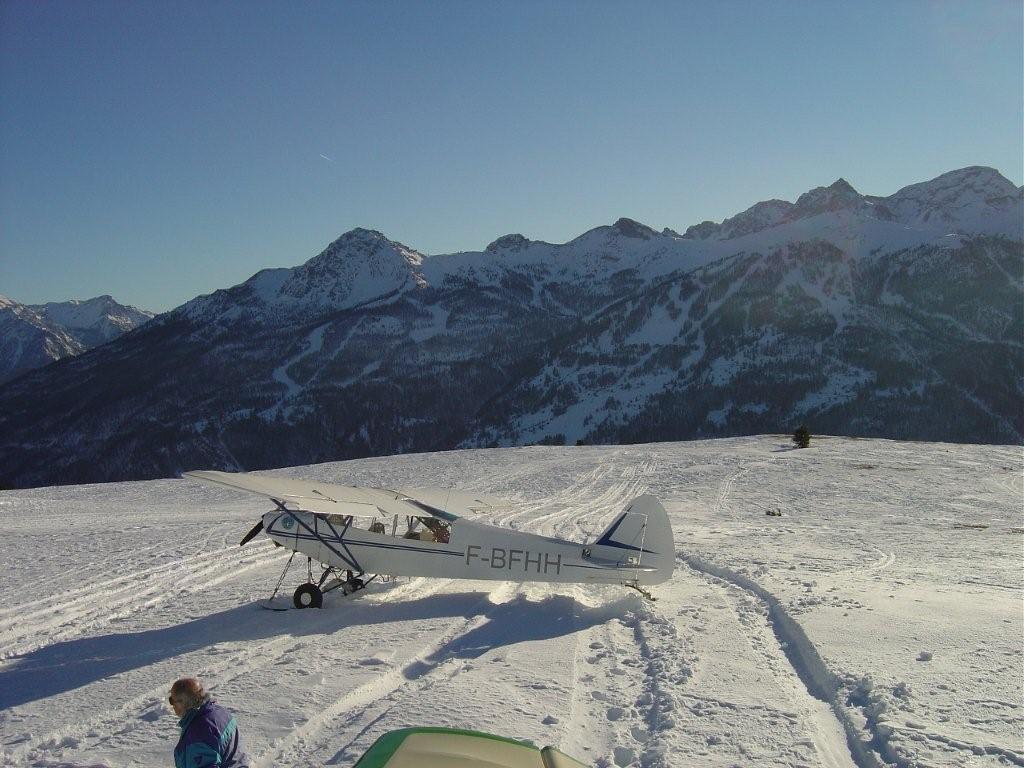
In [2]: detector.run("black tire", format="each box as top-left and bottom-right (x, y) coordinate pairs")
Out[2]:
(293, 583), (323, 609)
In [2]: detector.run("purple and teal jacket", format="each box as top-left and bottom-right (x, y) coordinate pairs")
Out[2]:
(174, 700), (250, 768)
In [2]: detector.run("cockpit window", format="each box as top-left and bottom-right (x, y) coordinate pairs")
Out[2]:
(315, 512), (452, 543)
(403, 516), (451, 543)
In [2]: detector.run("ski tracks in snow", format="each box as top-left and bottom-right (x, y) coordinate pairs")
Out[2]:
(663, 561), (856, 768)
(5, 618), (304, 766)
(0, 542), (288, 660)
(685, 450), (858, 766)
(496, 456), (656, 539)
(4, 575), (479, 767)
(560, 566), (857, 768)
(865, 549), (896, 573)
(255, 581), (519, 767)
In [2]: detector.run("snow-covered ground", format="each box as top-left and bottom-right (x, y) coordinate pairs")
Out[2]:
(0, 436), (1020, 768)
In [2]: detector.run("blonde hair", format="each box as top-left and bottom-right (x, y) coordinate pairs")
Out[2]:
(171, 677), (211, 710)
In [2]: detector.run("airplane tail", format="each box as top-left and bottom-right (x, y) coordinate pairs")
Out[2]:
(592, 495), (675, 585)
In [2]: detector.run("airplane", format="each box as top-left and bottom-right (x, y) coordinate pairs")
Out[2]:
(184, 470), (674, 608)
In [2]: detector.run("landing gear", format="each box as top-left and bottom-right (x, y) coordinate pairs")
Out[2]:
(262, 552), (379, 610)
(293, 582), (323, 609)
(343, 570), (365, 594)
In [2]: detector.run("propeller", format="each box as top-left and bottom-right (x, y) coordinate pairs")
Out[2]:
(239, 519), (264, 546)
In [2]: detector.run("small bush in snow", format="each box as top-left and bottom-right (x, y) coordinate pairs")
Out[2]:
(793, 425), (811, 448)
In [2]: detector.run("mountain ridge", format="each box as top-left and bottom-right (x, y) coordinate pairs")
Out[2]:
(167, 166), (1021, 334)
(0, 165), (1020, 488)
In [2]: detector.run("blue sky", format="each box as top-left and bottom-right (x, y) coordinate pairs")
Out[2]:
(2, 0), (1021, 312)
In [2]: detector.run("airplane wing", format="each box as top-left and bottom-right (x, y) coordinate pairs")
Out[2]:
(184, 470), (399, 517)
(184, 471), (511, 519)
(397, 487), (515, 516)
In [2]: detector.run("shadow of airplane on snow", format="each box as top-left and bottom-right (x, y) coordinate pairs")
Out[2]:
(0, 585), (640, 710)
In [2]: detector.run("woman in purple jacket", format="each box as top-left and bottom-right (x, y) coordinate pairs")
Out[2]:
(169, 678), (250, 768)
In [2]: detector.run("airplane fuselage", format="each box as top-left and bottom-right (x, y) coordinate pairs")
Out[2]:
(262, 508), (665, 586)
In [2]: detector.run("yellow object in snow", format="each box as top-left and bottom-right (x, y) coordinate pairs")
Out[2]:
(352, 728), (589, 768)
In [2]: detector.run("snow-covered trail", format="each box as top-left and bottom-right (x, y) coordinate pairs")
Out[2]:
(1, 436), (1020, 768)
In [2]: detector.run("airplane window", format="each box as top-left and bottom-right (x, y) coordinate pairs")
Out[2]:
(403, 516), (451, 543)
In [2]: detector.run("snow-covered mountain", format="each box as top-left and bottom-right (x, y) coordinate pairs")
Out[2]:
(31, 295), (153, 348)
(0, 166), (1020, 488)
(183, 230), (427, 328)
(0, 295), (85, 385)
(0, 295), (152, 385)
(683, 166), (1023, 242)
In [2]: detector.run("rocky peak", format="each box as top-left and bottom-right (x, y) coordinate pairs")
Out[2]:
(315, 228), (388, 259)
(271, 229), (426, 313)
(304, 228), (424, 271)
(681, 220), (721, 240)
(787, 178), (864, 220)
(485, 234), (531, 253)
(887, 166), (1019, 207)
(682, 200), (794, 241)
(720, 199), (794, 239)
(611, 218), (656, 239)
(882, 166), (1023, 233)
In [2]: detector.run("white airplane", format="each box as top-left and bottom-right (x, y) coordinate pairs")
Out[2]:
(184, 470), (674, 608)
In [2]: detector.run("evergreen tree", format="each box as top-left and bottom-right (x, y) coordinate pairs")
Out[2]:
(793, 425), (811, 448)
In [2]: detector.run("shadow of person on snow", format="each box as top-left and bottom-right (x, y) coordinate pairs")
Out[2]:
(0, 586), (640, 710)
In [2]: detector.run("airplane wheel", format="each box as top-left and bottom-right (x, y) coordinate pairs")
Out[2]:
(293, 583), (323, 609)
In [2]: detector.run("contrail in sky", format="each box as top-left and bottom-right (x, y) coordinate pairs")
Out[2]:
(319, 153), (335, 163)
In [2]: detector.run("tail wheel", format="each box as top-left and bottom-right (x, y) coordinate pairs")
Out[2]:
(293, 583), (323, 609)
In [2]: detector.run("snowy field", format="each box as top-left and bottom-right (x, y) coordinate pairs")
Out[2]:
(0, 435), (1021, 768)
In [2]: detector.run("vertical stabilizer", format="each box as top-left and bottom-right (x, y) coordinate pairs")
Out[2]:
(592, 495), (675, 585)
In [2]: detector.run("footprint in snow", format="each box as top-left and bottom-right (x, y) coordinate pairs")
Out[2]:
(613, 745), (636, 766)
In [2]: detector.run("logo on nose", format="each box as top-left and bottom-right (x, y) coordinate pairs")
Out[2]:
(282, 516), (295, 530)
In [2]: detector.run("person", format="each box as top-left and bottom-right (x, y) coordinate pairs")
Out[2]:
(169, 677), (250, 768)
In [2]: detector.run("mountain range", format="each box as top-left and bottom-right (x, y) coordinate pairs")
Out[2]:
(0, 295), (152, 385)
(1, 165), (1020, 488)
